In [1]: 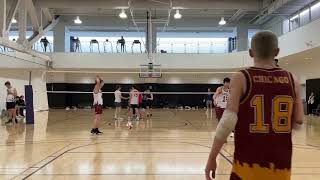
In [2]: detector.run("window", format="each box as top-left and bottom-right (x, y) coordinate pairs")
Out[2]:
(283, 0), (320, 33)
(289, 14), (299, 31)
(299, 9), (310, 26)
(157, 32), (229, 53)
(69, 31), (146, 53)
(9, 31), (54, 52)
(311, 1), (320, 20)
(283, 19), (290, 34)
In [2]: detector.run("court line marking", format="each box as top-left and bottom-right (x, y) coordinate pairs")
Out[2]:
(66, 151), (210, 153)
(4, 111), (320, 178)
(9, 143), (72, 180)
(8, 138), (320, 178)
(20, 173), (232, 176)
(20, 139), (227, 179)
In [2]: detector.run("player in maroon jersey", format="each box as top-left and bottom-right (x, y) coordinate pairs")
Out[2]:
(205, 31), (304, 180)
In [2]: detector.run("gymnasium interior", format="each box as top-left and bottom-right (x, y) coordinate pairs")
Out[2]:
(1, 0), (320, 179)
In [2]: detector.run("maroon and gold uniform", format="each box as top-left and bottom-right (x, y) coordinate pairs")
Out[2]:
(231, 67), (296, 180)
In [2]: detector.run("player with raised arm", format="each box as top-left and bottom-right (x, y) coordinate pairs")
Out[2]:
(91, 76), (105, 135)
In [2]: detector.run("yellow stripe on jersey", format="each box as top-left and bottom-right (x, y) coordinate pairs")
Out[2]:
(232, 160), (291, 180)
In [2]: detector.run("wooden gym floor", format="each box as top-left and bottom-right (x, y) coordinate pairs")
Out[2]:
(1, 109), (320, 180)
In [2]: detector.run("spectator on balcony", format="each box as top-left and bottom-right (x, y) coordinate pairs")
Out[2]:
(40, 37), (50, 52)
(119, 36), (126, 53)
(74, 37), (81, 52)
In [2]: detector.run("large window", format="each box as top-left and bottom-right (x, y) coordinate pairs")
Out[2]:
(157, 32), (231, 54)
(7, 31), (53, 52)
(311, 1), (320, 20)
(289, 14), (300, 31)
(299, 8), (310, 26)
(68, 31), (145, 53)
(283, 19), (290, 34)
(284, 0), (320, 34)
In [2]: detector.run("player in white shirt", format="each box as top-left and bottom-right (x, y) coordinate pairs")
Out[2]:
(127, 85), (140, 129)
(213, 77), (232, 137)
(114, 85), (128, 120)
(91, 76), (104, 135)
(213, 78), (230, 121)
(4, 81), (17, 124)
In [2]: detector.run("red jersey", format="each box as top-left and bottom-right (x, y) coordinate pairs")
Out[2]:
(231, 67), (296, 180)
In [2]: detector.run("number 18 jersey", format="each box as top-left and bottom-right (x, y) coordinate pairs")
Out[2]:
(231, 67), (296, 180)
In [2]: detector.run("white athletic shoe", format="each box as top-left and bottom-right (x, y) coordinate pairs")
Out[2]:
(127, 121), (133, 129)
(229, 132), (234, 138)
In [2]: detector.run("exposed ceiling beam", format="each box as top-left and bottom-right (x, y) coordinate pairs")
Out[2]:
(228, 9), (247, 23)
(17, 0), (27, 45)
(250, 0), (294, 25)
(35, 0), (262, 11)
(0, 0), (6, 37)
(26, 0), (40, 33)
(0, 37), (51, 61)
(43, 8), (53, 22)
(5, 0), (20, 32)
(28, 16), (60, 44)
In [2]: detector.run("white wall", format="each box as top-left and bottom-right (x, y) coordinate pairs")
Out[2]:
(0, 70), (48, 111)
(51, 51), (252, 69)
(278, 18), (320, 58)
(0, 52), (47, 69)
(47, 72), (231, 84)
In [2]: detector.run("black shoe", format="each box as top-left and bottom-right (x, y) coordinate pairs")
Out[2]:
(15, 119), (18, 123)
(91, 128), (96, 134)
(95, 129), (103, 134)
(5, 119), (12, 124)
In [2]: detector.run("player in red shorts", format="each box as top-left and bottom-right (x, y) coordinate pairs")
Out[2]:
(205, 31), (304, 180)
(91, 76), (104, 135)
(213, 78), (230, 121)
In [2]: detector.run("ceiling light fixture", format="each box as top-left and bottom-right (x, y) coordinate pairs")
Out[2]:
(119, 9), (128, 19)
(219, 17), (226, 25)
(74, 16), (82, 24)
(11, 17), (17, 24)
(174, 10), (182, 19)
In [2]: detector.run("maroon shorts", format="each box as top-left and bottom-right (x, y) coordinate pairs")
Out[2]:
(94, 104), (103, 114)
(215, 107), (225, 121)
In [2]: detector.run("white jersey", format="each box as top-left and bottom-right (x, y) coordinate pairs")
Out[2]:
(93, 90), (103, 105)
(6, 88), (16, 102)
(114, 90), (122, 103)
(216, 88), (230, 108)
(130, 90), (139, 105)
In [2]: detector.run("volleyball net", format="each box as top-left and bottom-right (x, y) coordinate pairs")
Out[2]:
(46, 90), (219, 109)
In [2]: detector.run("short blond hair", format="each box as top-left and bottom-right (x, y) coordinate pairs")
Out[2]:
(251, 31), (278, 59)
